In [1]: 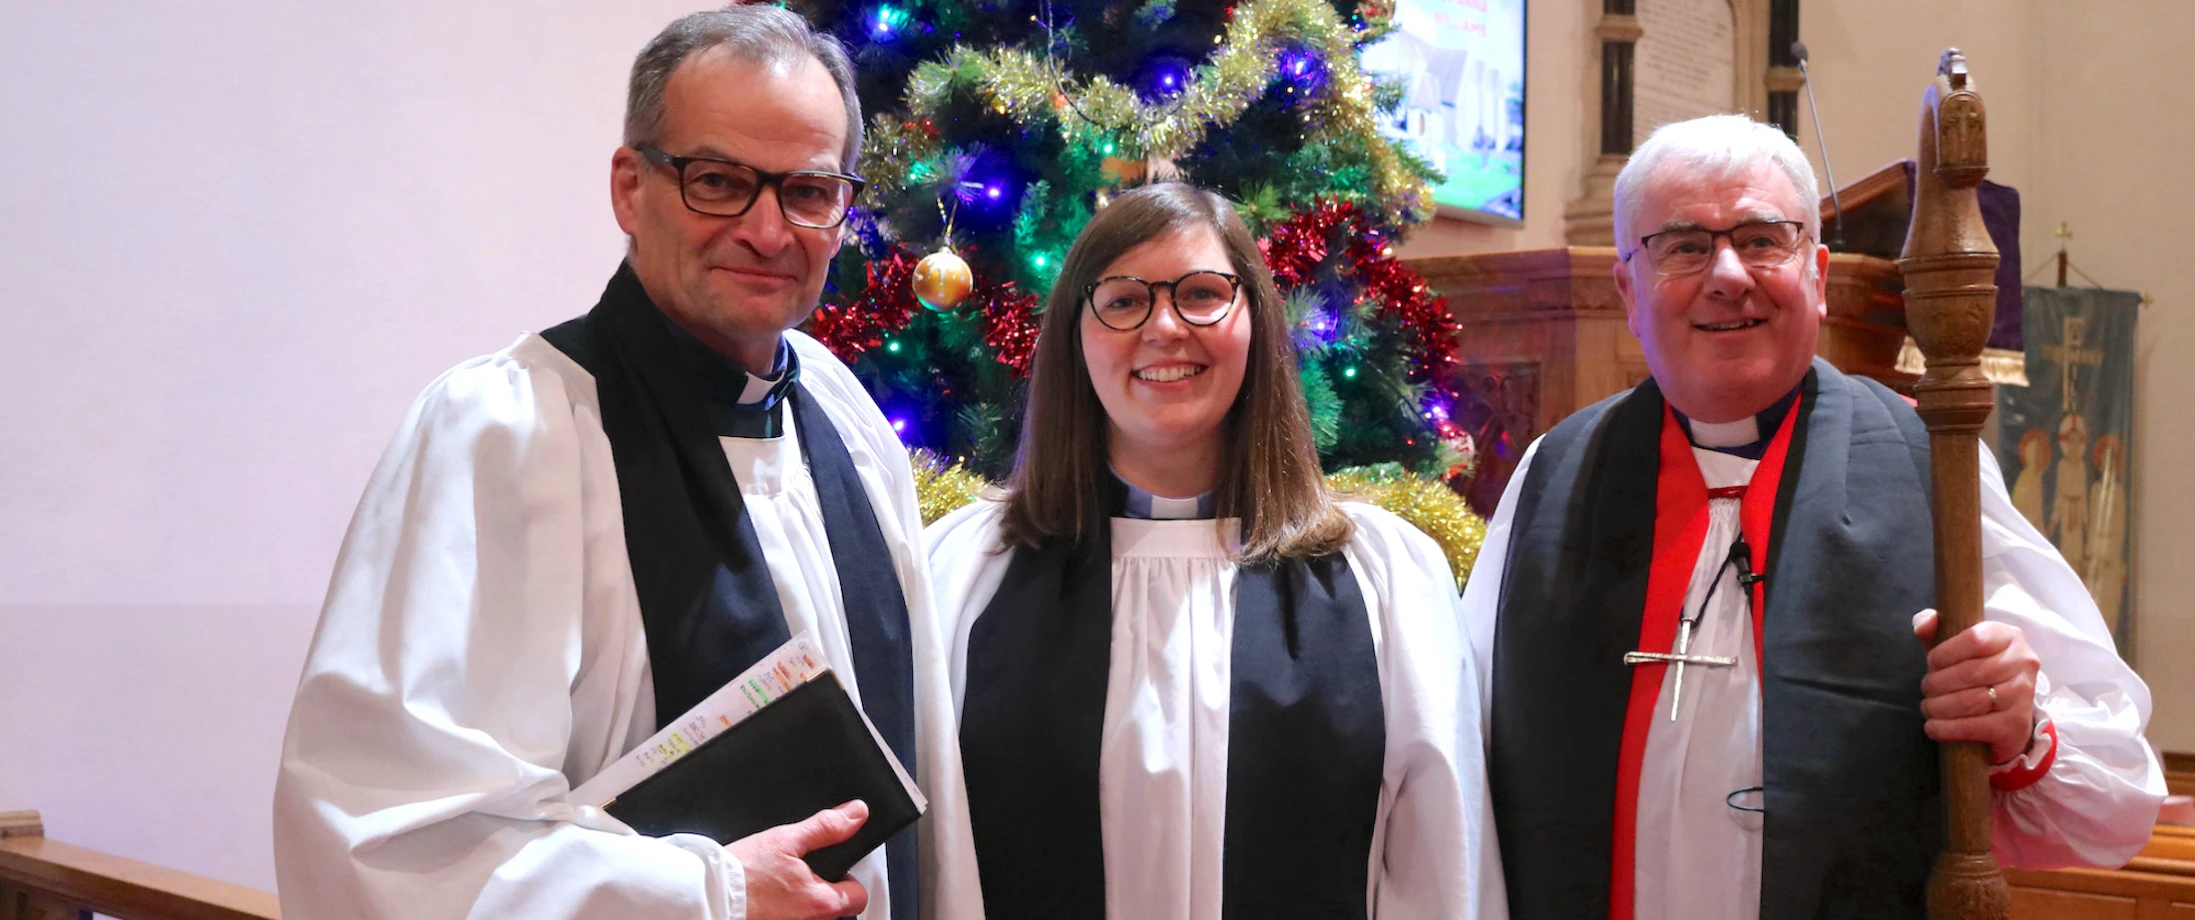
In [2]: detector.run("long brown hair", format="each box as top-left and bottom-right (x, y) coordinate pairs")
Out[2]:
(996, 182), (1350, 562)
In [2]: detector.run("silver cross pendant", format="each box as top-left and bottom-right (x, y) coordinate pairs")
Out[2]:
(1624, 618), (1737, 722)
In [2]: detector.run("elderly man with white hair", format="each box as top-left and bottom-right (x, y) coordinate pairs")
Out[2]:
(1459, 114), (2164, 919)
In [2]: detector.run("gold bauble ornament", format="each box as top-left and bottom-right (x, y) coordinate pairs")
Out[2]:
(913, 247), (974, 311)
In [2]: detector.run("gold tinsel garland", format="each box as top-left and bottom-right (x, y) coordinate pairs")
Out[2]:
(908, 452), (1486, 591)
(1323, 465), (1487, 591)
(870, 0), (1434, 224)
(910, 449), (995, 526)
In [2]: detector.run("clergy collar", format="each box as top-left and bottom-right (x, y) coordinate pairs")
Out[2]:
(1111, 469), (1218, 520)
(1671, 386), (1800, 460)
(660, 314), (798, 438)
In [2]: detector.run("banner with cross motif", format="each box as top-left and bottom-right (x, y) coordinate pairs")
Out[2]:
(1995, 285), (2140, 658)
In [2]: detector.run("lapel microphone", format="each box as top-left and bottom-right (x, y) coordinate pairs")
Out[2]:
(1730, 537), (1766, 588)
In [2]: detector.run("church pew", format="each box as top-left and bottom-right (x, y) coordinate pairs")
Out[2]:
(2000, 750), (2195, 918)
(0, 810), (279, 920)
(2006, 825), (2195, 918)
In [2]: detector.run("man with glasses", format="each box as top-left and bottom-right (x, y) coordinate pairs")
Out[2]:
(273, 8), (978, 920)
(1459, 114), (2162, 919)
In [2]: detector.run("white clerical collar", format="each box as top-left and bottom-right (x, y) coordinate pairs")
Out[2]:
(1688, 415), (1759, 449)
(1146, 494), (1208, 520)
(1670, 386), (1801, 459)
(735, 340), (792, 407)
(1111, 469), (1217, 520)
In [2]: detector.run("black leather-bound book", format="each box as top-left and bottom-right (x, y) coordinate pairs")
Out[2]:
(604, 673), (924, 880)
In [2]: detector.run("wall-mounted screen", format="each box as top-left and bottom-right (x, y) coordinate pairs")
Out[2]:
(1358, 0), (1527, 224)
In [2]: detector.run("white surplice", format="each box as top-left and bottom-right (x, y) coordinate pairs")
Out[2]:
(273, 330), (983, 920)
(926, 501), (1508, 920)
(1460, 428), (2167, 920)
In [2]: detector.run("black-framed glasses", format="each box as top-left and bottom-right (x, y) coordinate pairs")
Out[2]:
(1083, 271), (1243, 331)
(634, 145), (865, 229)
(1622, 219), (1809, 276)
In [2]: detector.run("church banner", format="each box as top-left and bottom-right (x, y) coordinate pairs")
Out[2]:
(1995, 286), (2140, 657)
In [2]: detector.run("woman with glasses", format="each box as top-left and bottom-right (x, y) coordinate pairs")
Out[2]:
(924, 183), (1506, 919)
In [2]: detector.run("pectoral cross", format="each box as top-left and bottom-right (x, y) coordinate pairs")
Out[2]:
(1625, 620), (1738, 722)
(1625, 532), (1756, 722)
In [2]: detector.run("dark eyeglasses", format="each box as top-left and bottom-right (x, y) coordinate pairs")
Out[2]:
(633, 145), (865, 229)
(1622, 220), (1810, 276)
(1082, 271), (1243, 331)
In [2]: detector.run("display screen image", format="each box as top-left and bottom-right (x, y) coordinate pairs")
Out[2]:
(1359, 0), (1527, 223)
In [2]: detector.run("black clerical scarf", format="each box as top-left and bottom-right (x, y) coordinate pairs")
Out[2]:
(541, 263), (917, 917)
(958, 481), (1387, 919)
(1491, 359), (1942, 920)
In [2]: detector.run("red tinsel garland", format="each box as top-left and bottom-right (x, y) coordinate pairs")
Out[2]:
(811, 250), (920, 362)
(977, 283), (1043, 377)
(1257, 199), (1460, 380)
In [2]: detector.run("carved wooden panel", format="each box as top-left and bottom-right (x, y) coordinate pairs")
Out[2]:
(1446, 359), (1541, 516)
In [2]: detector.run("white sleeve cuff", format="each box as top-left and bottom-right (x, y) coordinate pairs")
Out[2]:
(1989, 717), (2058, 791)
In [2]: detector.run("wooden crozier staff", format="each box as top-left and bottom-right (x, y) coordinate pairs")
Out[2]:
(1898, 48), (2012, 920)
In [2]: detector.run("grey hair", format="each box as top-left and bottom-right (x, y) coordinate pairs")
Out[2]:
(1613, 114), (1821, 251)
(624, 6), (864, 174)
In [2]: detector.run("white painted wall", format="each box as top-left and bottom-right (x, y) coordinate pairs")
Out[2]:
(0, 0), (699, 892)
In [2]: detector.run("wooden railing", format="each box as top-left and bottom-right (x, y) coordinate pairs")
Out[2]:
(0, 811), (280, 920)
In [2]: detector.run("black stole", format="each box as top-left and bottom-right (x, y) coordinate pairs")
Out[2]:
(541, 263), (917, 918)
(959, 501), (1387, 919)
(1490, 359), (1940, 920)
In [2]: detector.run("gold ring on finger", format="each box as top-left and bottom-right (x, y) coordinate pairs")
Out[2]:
(1987, 685), (1999, 710)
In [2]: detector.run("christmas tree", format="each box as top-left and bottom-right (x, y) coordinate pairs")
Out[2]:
(793, 0), (1476, 489)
